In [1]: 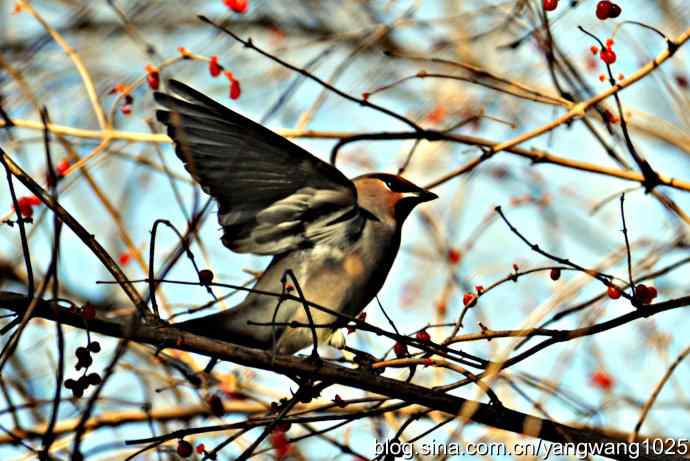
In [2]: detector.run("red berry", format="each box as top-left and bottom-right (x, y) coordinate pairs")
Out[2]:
(56, 159), (70, 177)
(463, 292), (477, 307)
(550, 268), (561, 281)
(229, 79), (241, 100)
(647, 285), (658, 299)
(600, 48), (616, 65)
(447, 248), (461, 264)
(209, 56), (222, 77)
(15, 196), (40, 218)
(224, 0), (249, 14)
(607, 285), (621, 299)
(270, 428), (290, 459)
(19, 196), (41, 207)
(176, 440), (193, 457)
(17, 204), (33, 218)
(590, 45), (599, 55)
(118, 252), (131, 266)
(145, 65), (160, 90)
(635, 284), (655, 305)
(543, 0), (558, 11)
(605, 38), (615, 48)
(361, 92), (370, 101)
(596, 1), (612, 20)
(121, 104), (132, 115)
(146, 72), (159, 90)
(416, 330), (431, 342)
(196, 444), (205, 454)
(393, 341), (408, 358)
(591, 370), (614, 390)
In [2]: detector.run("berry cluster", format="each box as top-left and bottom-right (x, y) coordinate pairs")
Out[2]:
(110, 83), (134, 115)
(596, 1), (622, 20)
(64, 341), (102, 398)
(207, 55), (242, 99)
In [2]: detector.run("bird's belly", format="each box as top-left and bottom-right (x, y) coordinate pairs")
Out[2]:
(274, 241), (394, 352)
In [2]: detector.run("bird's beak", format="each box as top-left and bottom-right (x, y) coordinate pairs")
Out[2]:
(403, 189), (438, 203)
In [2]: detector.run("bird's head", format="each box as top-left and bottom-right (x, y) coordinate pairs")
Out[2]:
(352, 173), (437, 225)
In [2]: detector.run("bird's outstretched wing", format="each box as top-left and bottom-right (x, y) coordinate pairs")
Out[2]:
(155, 80), (364, 254)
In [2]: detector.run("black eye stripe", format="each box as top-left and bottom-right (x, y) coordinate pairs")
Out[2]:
(375, 175), (419, 193)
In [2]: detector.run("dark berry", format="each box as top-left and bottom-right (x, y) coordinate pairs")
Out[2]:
(82, 304), (96, 320)
(177, 440), (193, 457)
(208, 394), (225, 416)
(608, 3), (621, 18)
(550, 268), (561, 281)
(198, 269), (214, 285)
(71, 386), (84, 398)
(88, 341), (101, 353)
(87, 373), (102, 386)
(64, 379), (76, 389)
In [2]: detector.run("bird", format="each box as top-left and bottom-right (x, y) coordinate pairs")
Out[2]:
(155, 80), (437, 355)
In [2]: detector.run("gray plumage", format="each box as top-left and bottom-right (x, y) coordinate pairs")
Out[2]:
(155, 80), (436, 354)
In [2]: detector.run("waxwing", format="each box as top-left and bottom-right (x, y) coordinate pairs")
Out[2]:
(155, 80), (437, 354)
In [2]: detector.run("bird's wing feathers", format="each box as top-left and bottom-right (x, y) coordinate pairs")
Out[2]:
(155, 80), (364, 255)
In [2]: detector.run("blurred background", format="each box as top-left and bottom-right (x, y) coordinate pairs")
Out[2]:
(1, 0), (689, 459)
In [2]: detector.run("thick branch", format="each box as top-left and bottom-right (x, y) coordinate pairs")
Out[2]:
(0, 291), (683, 461)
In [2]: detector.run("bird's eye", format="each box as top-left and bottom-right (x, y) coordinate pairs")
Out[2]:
(383, 178), (396, 191)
